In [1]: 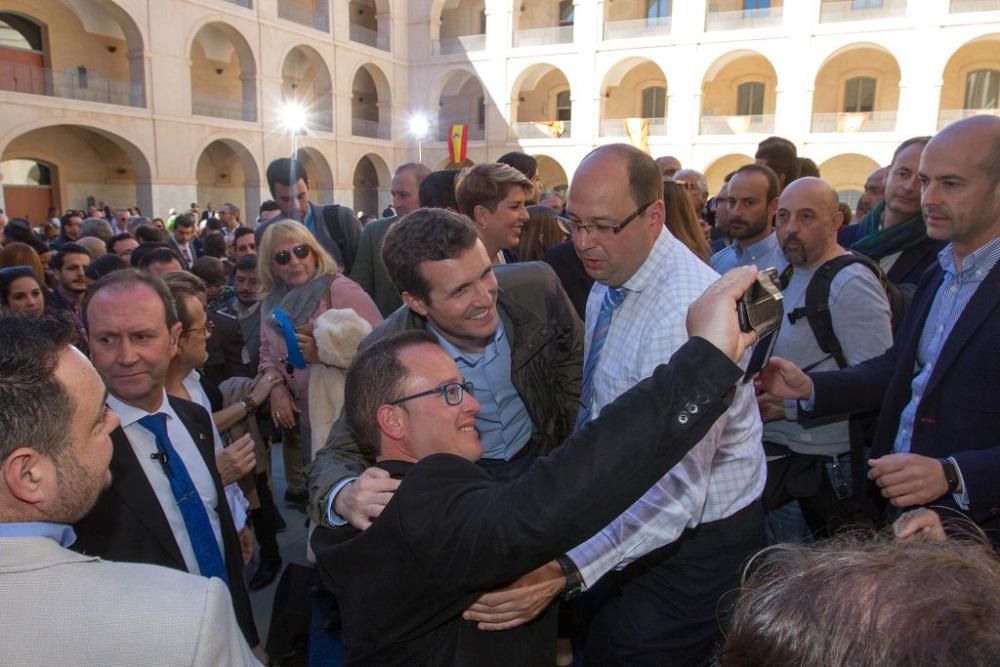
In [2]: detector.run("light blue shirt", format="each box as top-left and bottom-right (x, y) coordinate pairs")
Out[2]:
(710, 231), (787, 274)
(0, 521), (76, 547)
(429, 320), (533, 461)
(893, 237), (1000, 458)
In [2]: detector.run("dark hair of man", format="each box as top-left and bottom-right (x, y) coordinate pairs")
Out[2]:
(50, 243), (91, 271)
(266, 157), (310, 193)
(497, 151), (538, 180)
(134, 225), (166, 244)
(60, 212), (81, 229)
(798, 157), (820, 179)
(719, 530), (1000, 666)
(380, 208), (480, 302)
(732, 163), (780, 203)
(161, 272), (206, 330)
(455, 162), (533, 218)
(191, 256), (226, 288)
(3, 218), (35, 244)
(0, 315), (76, 462)
(173, 213), (196, 230)
(82, 268), (179, 330)
(125, 216), (151, 234)
(107, 232), (133, 254)
(345, 329), (439, 458)
(233, 226), (255, 245)
(259, 200), (282, 215)
(202, 233), (227, 259)
(129, 242), (169, 267)
(755, 136), (800, 185)
(418, 169), (459, 209)
(891, 136), (932, 167)
(234, 254), (257, 274)
(85, 254), (128, 281)
(204, 217), (224, 233)
(136, 247), (182, 271)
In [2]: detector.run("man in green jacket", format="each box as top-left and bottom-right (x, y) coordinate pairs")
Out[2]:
(308, 208), (582, 528)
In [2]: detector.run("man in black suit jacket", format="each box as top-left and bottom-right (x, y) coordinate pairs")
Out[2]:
(312, 267), (759, 664)
(760, 114), (1000, 543)
(73, 269), (260, 651)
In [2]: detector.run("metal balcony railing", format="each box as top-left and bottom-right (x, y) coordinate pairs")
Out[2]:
(192, 94), (257, 122)
(810, 110), (897, 132)
(937, 108), (1000, 129)
(0, 60), (144, 108)
(277, 2), (328, 31)
(603, 16), (672, 40)
(705, 6), (783, 30)
(350, 23), (390, 51)
(599, 117), (667, 137)
(513, 25), (573, 48)
(700, 114), (775, 134)
(434, 124), (486, 141)
(511, 120), (572, 139)
(434, 34), (487, 55)
(819, 0), (907, 22)
(950, 0), (1000, 12)
(352, 117), (390, 139)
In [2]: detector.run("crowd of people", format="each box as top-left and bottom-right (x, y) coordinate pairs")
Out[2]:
(2, 113), (1000, 666)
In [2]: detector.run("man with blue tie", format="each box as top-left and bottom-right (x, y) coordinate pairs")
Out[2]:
(759, 114), (1000, 544)
(72, 269), (261, 655)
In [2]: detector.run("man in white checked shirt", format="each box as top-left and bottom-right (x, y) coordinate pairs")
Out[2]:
(565, 144), (765, 665)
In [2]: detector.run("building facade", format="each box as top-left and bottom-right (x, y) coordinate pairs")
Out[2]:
(0, 0), (998, 222)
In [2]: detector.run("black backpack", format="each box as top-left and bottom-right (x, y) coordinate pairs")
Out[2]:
(781, 253), (908, 369)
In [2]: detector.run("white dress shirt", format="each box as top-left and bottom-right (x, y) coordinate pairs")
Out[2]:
(107, 391), (224, 576)
(569, 229), (766, 586)
(182, 371), (250, 532)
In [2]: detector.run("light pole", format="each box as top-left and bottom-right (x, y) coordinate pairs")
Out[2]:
(409, 113), (430, 163)
(278, 101), (308, 157)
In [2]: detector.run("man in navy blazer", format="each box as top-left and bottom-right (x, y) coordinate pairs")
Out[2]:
(760, 114), (1000, 542)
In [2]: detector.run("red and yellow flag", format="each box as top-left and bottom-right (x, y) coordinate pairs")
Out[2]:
(449, 124), (469, 164)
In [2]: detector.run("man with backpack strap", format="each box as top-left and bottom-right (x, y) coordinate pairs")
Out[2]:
(757, 177), (893, 543)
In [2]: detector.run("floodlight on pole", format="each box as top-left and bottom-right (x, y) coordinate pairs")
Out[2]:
(278, 101), (309, 157)
(409, 113), (430, 163)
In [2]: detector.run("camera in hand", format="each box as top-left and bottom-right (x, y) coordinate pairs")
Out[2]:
(737, 267), (784, 383)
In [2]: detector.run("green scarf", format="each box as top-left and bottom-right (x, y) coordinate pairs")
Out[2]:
(850, 201), (928, 261)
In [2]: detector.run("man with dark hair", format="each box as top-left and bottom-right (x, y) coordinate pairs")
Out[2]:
(315, 267), (761, 664)
(49, 242), (91, 346)
(73, 269), (261, 654)
(798, 157), (820, 178)
(134, 224), (166, 244)
(0, 316), (259, 665)
(530, 143), (765, 665)
(107, 232), (139, 260)
(719, 531), (1000, 666)
(3, 217), (36, 245)
(220, 254), (263, 372)
(418, 169), (459, 210)
(710, 163), (786, 274)
(169, 212), (199, 270)
(232, 226), (256, 259)
(840, 137), (944, 289)
(756, 136), (800, 191)
(760, 114), (1000, 546)
(263, 157), (361, 273)
(54, 211), (82, 248)
(310, 208), (583, 534)
(138, 247), (184, 276)
(350, 162), (432, 316)
(257, 200), (282, 227)
(455, 162), (533, 263)
(497, 151), (538, 180)
(655, 155), (682, 178)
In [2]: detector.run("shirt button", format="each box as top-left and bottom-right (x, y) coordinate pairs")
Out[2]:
(686, 403), (698, 414)
(696, 393), (710, 405)
(678, 412), (689, 424)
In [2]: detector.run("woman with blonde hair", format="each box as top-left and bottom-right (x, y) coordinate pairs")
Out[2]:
(258, 220), (383, 458)
(518, 205), (569, 262)
(664, 180), (712, 263)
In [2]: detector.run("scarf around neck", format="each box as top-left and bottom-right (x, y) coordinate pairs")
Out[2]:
(263, 272), (333, 332)
(850, 201), (928, 261)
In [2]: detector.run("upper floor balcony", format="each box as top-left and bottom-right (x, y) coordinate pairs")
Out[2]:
(0, 59), (143, 108)
(700, 114), (775, 135)
(819, 0), (907, 22)
(950, 0), (1000, 12)
(277, 0), (329, 31)
(705, 2), (783, 31)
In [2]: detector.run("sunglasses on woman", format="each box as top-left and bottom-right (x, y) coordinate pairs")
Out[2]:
(273, 244), (312, 266)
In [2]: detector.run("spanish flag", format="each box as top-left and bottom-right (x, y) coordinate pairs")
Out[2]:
(624, 117), (649, 153)
(449, 124), (469, 164)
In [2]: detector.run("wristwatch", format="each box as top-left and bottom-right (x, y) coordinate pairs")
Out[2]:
(240, 396), (258, 415)
(555, 555), (585, 600)
(940, 458), (961, 494)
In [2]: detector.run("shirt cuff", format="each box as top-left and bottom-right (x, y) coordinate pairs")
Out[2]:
(324, 476), (359, 527)
(949, 456), (970, 510)
(798, 388), (817, 413)
(783, 399), (798, 422)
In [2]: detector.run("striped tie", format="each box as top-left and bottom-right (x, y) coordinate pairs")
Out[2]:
(575, 286), (627, 431)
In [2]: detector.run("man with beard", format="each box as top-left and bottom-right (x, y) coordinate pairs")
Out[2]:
(710, 164), (787, 274)
(49, 242), (91, 348)
(756, 178), (893, 543)
(853, 166), (888, 223)
(840, 137), (945, 290)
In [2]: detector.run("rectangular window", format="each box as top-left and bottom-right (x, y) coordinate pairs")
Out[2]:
(737, 81), (765, 116)
(556, 90), (572, 121)
(642, 86), (666, 118)
(844, 77), (876, 113)
(965, 70), (1000, 110)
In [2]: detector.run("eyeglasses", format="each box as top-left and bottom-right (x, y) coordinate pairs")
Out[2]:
(182, 320), (215, 338)
(562, 201), (655, 238)
(273, 244), (311, 266)
(389, 381), (475, 407)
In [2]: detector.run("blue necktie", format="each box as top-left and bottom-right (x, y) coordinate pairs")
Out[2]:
(576, 287), (627, 431)
(138, 413), (228, 583)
